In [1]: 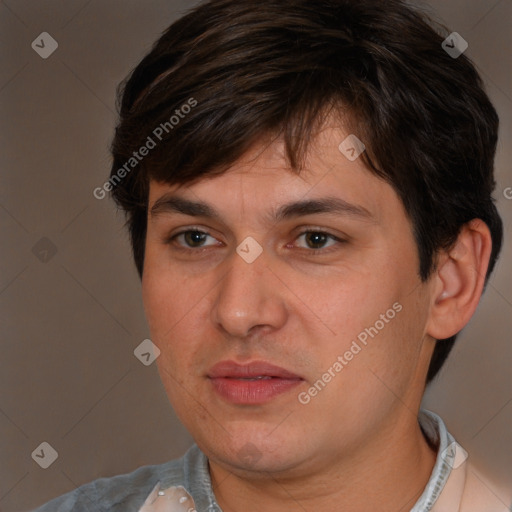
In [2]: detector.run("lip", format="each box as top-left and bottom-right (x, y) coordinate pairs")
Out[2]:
(208, 360), (303, 405)
(208, 360), (302, 379)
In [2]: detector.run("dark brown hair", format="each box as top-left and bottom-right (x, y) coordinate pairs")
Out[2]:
(109, 0), (503, 384)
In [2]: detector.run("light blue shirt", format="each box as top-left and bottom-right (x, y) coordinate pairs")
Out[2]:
(28, 410), (479, 511)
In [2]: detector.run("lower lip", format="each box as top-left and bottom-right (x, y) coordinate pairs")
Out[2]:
(209, 377), (302, 404)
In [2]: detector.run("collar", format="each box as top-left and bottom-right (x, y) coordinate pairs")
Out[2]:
(412, 409), (464, 511)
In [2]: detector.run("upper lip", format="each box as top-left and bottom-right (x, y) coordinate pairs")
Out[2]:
(208, 360), (303, 379)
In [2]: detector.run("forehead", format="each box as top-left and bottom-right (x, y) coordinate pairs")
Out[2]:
(147, 125), (405, 228)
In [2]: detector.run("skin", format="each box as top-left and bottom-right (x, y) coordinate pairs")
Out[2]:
(142, 122), (492, 512)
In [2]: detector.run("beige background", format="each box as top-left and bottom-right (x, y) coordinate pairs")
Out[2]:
(0, 1), (511, 511)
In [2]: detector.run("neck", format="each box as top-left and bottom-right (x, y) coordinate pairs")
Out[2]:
(209, 412), (437, 512)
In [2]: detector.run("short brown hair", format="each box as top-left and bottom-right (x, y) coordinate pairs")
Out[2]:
(109, 0), (503, 384)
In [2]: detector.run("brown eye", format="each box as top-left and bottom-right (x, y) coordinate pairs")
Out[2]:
(296, 231), (339, 250)
(168, 229), (220, 251)
(182, 231), (209, 247)
(304, 232), (330, 249)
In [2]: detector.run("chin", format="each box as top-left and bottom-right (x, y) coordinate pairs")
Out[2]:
(209, 433), (306, 474)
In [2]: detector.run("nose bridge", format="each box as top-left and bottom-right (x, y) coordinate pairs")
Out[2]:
(211, 246), (286, 337)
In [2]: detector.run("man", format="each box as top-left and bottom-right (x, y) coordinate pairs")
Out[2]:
(34, 0), (509, 510)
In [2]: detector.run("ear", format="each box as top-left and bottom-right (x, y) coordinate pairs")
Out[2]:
(426, 219), (493, 340)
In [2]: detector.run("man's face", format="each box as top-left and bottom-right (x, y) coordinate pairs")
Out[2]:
(142, 124), (436, 476)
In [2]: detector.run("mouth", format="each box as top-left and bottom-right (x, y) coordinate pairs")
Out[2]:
(207, 360), (304, 405)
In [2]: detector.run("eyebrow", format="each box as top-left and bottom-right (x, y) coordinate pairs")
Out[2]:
(149, 194), (375, 223)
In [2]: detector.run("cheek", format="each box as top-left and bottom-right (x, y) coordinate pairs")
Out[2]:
(142, 272), (172, 338)
(143, 271), (203, 406)
(306, 257), (427, 388)
(142, 252), (198, 337)
(299, 298), (428, 437)
(304, 268), (394, 345)
(142, 261), (212, 372)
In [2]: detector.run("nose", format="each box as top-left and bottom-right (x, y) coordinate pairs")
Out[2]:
(210, 246), (288, 339)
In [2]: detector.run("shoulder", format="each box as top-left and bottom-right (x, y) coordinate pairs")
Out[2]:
(30, 446), (198, 512)
(459, 462), (512, 512)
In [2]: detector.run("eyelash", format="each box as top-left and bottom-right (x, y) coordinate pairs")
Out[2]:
(165, 228), (346, 255)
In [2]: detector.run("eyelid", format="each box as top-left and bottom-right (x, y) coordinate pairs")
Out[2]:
(165, 226), (222, 247)
(165, 225), (347, 254)
(291, 229), (346, 252)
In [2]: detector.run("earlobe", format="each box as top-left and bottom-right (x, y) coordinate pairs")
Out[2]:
(427, 219), (492, 340)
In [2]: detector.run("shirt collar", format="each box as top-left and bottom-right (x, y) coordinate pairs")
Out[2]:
(411, 409), (458, 511)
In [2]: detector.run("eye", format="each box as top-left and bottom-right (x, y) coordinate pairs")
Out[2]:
(170, 229), (220, 250)
(166, 228), (345, 255)
(294, 230), (343, 251)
